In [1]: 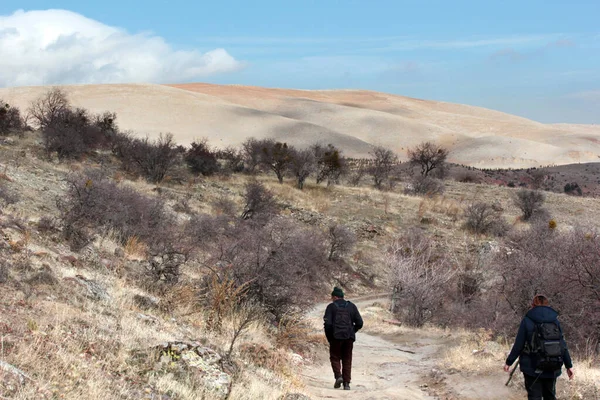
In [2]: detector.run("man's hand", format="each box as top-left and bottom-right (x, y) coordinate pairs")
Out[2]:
(566, 368), (574, 380)
(503, 364), (511, 373)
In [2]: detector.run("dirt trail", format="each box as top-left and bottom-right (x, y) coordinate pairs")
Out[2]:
(301, 297), (518, 400)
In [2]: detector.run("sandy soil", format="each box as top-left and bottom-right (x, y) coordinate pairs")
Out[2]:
(2, 82), (600, 168)
(302, 297), (521, 400)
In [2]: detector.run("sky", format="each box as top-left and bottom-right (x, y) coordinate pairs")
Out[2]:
(0, 1), (599, 123)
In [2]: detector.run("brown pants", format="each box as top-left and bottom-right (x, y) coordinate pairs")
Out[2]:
(329, 339), (354, 383)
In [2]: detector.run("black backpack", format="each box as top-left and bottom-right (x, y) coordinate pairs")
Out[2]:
(333, 301), (353, 340)
(526, 317), (565, 372)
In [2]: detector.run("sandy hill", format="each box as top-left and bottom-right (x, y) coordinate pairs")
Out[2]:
(2, 83), (600, 168)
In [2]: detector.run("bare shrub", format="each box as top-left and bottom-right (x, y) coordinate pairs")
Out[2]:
(260, 140), (295, 183)
(27, 87), (69, 129)
(406, 176), (445, 196)
(42, 107), (108, 159)
(408, 141), (449, 177)
(327, 224), (356, 261)
(58, 170), (172, 250)
(184, 138), (219, 176)
(493, 226), (600, 352)
(37, 216), (57, 233)
(240, 137), (264, 173)
(114, 133), (181, 183)
(389, 231), (455, 327)
(0, 183), (19, 206)
(0, 101), (25, 135)
(463, 202), (497, 234)
(240, 181), (278, 222)
(347, 160), (367, 186)
(211, 218), (330, 319)
(312, 143), (345, 186)
(514, 189), (546, 221)
(289, 148), (315, 189)
(369, 146), (398, 190)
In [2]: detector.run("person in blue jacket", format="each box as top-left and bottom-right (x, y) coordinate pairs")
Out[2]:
(504, 295), (574, 399)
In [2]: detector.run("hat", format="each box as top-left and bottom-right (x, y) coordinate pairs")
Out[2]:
(331, 287), (344, 298)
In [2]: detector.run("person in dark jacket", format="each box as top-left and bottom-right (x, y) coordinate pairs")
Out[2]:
(504, 295), (574, 400)
(323, 287), (363, 390)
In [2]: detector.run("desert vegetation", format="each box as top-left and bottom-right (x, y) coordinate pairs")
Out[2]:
(1, 88), (599, 399)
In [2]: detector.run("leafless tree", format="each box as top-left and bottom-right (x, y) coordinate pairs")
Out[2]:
(388, 231), (455, 327)
(240, 181), (278, 222)
(408, 141), (449, 177)
(463, 202), (497, 234)
(289, 148), (316, 189)
(27, 88), (70, 129)
(369, 146), (398, 190)
(327, 224), (356, 261)
(241, 137), (264, 173)
(514, 189), (546, 221)
(260, 140), (294, 183)
(312, 143), (345, 186)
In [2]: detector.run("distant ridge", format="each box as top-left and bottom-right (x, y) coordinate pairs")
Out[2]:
(2, 82), (599, 168)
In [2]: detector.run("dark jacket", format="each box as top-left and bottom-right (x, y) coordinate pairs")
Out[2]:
(323, 299), (363, 342)
(505, 306), (573, 378)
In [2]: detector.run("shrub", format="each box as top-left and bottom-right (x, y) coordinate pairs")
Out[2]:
(0, 101), (24, 136)
(388, 231), (455, 327)
(185, 139), (219, 176)
(369, 146), (398, 190)
(463, 202), (497, 234)
(260, 140), (295, 184)
(327, 224), (356, 261)
(58, 170), (172, 249)
(312, 143), (345, 186)
(113, 133), (181, 183)
(492, 227), (600, 351)
(211, 218), (331, 319)
(564, 182), (582, 196)
(0, 183), (19, 206)
(289, 148), (315, 189)
(514, 189), (546, 221)
(42, 107), (108, 159)
(27, 87), (69, 130)
(406, 176), (445, 196)
(240, 137), (264, 173)
(407, 141), (449, 177)
(240, 181), (278, 222)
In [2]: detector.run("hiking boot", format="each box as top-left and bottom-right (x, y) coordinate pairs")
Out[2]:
(334, 376), (343, 388)
(343, 382), (350, 390)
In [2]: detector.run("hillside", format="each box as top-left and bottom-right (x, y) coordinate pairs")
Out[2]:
(1, 128), (600, 399)
(2, 83), (600, 168)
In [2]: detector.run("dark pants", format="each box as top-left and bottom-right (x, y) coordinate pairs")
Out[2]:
(329, 339), (353, 383)
(524, 374), (556, 400)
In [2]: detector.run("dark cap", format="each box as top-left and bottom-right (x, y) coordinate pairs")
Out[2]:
(331, 287), (344, 298)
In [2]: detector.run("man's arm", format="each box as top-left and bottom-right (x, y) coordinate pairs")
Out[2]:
(505, 318), (527, 366)
(323, 304), (334, 342)
(352, 303), (363, 332)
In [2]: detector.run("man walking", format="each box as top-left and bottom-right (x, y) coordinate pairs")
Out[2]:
(323, 287), (363, 390)
(504, 295), (574, 399)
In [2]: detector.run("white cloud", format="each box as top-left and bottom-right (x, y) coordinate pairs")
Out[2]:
(0, 9), (244, 87)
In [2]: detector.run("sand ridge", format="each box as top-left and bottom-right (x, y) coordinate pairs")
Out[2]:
(2, 82), (599, 168)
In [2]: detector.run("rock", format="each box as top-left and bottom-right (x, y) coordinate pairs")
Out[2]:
(155, 342), (230, 397)
(137, 313), (159, 324)
(64, 275), (110, 301)
(133, 294), (160, 310)
(114, 247), (125, 258)
(282, 394), (312, 400)
(0, 361), (30, 396)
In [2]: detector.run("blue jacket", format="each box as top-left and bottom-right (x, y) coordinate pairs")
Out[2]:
(505, 306), (573, 378)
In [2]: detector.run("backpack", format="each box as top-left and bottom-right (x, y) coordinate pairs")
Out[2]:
(333, 301), (353, 340)
(526, 317), (565, 372)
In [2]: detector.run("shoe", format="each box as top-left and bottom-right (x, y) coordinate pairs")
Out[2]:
(334, 376), (343, 388)
(343, 382), (350, 390)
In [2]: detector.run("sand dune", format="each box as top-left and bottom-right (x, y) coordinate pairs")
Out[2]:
(2, 82), (599, 168)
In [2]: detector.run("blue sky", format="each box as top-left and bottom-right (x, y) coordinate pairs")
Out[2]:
(1, 0), (599, 123)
